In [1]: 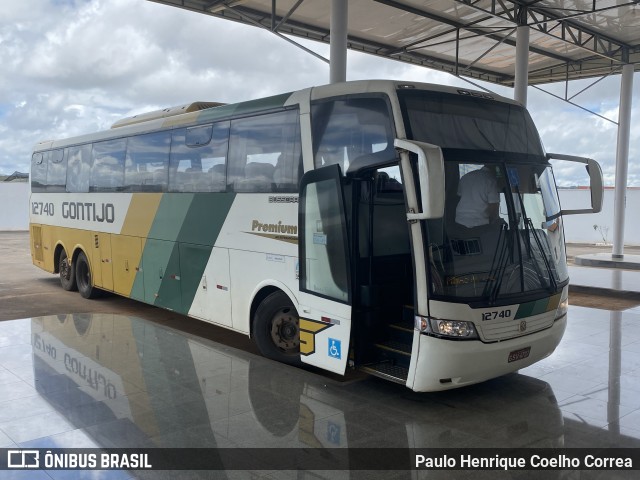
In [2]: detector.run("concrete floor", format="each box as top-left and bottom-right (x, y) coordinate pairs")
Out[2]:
(0, 232), (262, 356)
(3, 232), (640, 479)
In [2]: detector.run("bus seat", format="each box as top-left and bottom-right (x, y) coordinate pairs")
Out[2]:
(235, 162), (275, 192)
(246, 162), (274, 179)
(209, 163), (226, 175)
(274, 154), (296, 190)
(209, 163), (226, 191)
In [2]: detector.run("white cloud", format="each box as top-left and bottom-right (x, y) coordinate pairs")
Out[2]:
(0, 0), (638, 187)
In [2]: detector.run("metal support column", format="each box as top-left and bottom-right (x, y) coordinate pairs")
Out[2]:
(612, 63), (634, 258)
(514, 25), (530, 106)
(330, 0), (348, 84)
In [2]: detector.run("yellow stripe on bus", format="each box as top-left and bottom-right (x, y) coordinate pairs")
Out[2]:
(113, 194), (163, 297)
(120, 193), (163, 238)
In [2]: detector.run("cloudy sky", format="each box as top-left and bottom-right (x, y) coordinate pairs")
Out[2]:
(1, 0), (639, 186)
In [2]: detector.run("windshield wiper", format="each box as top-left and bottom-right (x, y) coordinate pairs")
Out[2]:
(526, 217), (558, 292)
(482, 222), (510, 304)
(514, 187), (558, 293)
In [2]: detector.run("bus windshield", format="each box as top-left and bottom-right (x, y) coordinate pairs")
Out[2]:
(425, 161), (568, 304)
(400, 89), (544, 156)
(400, 90), (567, 304)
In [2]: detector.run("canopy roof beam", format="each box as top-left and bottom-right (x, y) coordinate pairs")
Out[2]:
(375, 0), (572, 66)
(272, 0), (304, 33)
(455, 0), (632, 63)
(225, 5), (330, 64)
(148, 0), (640, 85)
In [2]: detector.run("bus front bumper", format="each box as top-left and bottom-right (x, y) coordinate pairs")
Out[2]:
(408, 315), (567, 392)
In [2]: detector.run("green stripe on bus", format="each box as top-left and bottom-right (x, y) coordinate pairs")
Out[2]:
(146, 239), (182, 311)
(175, 193), (236, 312)
(515, 301), (535, 319)
(147, 194), (196, 242)
(176, 193), (236, 245)
(130, 194), (195, 302)
(178, 92), (294, 128)
(132, 192), (237, 314)
(515, 294), (562, 319)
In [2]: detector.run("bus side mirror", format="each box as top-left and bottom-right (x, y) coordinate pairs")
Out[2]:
(547, 153), (603, 215)
(394, 139), (445, 220)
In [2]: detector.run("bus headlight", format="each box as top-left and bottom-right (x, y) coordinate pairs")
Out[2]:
(415, 316), (478, 339)
(555, 297), (568, 320)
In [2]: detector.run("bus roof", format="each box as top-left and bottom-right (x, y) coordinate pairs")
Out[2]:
(33, 80), (519, 153)
(110, 101), (225, 129)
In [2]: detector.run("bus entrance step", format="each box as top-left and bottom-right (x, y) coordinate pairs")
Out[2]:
(389, 322), (413, 333)
(374, 340), (412, 356)
(360, 362), (408, 384)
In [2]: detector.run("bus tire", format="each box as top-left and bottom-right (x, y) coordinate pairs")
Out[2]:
(59, 249), (77, 291)
(253, 291), (301, 366)
(75, 251), (99, 299)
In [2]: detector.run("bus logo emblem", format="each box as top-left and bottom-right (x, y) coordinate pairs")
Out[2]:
(519, 321), (527, 332)
(299, 318), (332, 356)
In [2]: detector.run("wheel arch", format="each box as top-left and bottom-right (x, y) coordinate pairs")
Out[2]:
(53, 242), (66, 274)
(248, 281), (299, 339)
(71, 244), (89, 265)
(73, 245), (100, 299)
(69, 244), (93, 286)
(53, 241), (88, 274)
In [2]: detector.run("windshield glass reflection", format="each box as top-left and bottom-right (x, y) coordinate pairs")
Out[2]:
(427, 161), (568, 304)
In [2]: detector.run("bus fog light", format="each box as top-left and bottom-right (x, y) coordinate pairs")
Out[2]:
(429, 319), (477, 339)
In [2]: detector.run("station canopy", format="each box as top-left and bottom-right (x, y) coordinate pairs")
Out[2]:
(149, 0), (640, 87)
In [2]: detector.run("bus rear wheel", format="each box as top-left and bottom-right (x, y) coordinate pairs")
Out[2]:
(59, 249), (77, 291)
(253, 291), (301, 366)
(75, 251), (99, 299)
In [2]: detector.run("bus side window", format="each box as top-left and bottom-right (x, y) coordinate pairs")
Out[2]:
(169, 122), (229, 193)
(228, 109), (300, 193)
(202, 122), (229, 192)
(169, 128), (190, 192)
(274, 118), (302, 192)
(124, 131), (171, 192)
(311, 96), (395, 173)
(31, 152), (47, 192)
(46, 149), (66, 192)
(90, 139), (126, 192)
(66, 144), (92, 193)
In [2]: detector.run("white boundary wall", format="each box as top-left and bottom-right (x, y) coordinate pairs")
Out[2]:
(560, 189), (640, 245)
(0, 183), (637, 244)
(0, 183), (29, 231)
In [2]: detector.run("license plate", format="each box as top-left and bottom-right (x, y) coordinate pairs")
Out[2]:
(508, 346), (531, 363)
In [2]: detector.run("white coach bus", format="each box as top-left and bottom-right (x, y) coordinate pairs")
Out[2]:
(29, 80), (602, 391)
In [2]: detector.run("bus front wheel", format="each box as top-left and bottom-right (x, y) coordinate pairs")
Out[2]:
(59, 249), (77, 291)
(253, 291), (301, 366)
(75, 251), (99, 299)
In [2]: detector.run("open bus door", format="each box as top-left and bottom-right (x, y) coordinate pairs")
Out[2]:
(297, 164), (352, 375)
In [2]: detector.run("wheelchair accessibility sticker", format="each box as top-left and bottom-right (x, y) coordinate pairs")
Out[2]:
(327, 420), (341, 445)
(328, 338), (341, 359)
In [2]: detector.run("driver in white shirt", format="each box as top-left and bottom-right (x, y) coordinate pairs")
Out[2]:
(455, 165), (501, 228)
